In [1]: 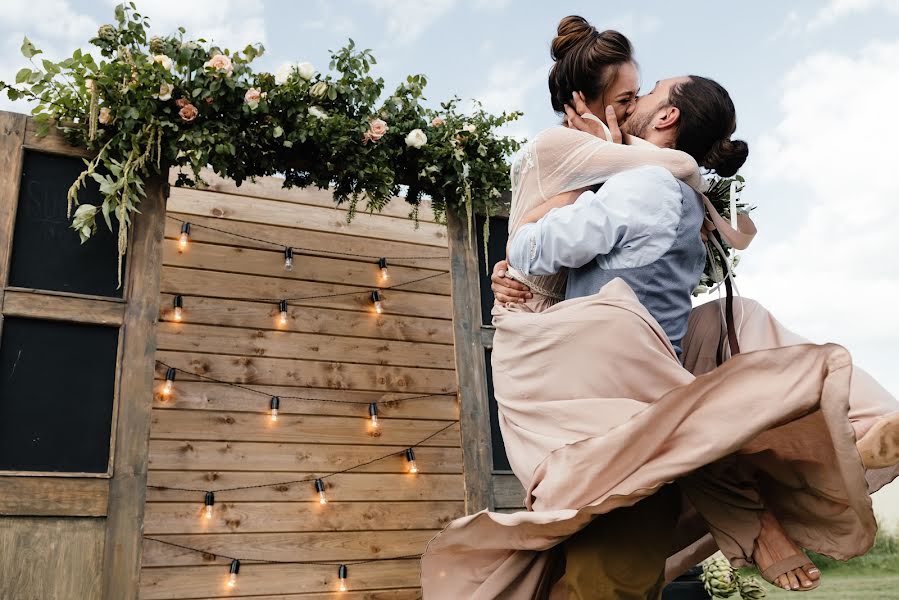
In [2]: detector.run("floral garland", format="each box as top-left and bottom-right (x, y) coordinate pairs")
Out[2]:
(1, 3), (522, 285)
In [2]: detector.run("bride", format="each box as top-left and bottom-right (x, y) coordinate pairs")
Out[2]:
(421, 14), (899, 600)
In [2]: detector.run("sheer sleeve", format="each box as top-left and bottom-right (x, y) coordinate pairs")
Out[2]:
(533, 126), (701, 199)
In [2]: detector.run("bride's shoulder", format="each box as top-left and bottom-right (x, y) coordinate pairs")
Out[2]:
(536, 125), (600, 143)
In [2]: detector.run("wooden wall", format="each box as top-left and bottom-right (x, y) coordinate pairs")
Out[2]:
(140, 173), (462, 599)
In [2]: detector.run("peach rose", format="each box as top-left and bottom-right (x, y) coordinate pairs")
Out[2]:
(175, 98), (190, 108)
(179, 103), (199, 122)
(431, 117), (444, 127)
(203, 53), (233, 76)
(98, 107), (112, 125)
(363, 118), (389, 144)
(244, 87), (263, 108)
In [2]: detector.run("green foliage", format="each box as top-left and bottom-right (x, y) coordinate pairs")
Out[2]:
(0, 2), (522, 284)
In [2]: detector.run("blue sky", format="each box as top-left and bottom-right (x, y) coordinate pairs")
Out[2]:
(2, 0), (898, 520)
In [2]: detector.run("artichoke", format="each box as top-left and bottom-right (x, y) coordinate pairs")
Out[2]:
(700, 555), (739, 598)
(737, 575), (766, 599)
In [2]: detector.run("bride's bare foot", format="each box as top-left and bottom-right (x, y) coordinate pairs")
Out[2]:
(753, 510), (820, 591)
(858, 412), (899, 469)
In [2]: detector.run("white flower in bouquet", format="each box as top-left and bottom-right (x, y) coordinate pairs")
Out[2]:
(156, 82), (174, 101)
(296, 61), (315, 80)
(72, 204), (98, 243)
(204, 53), (233, 76)
(309, 81), (328, 98)
(308, 106), (328, 119)
(150, 54), (173, 70)
(405, 128), (427, 148)
(98, 107), (112, 124)
(698, 177), (711, 194)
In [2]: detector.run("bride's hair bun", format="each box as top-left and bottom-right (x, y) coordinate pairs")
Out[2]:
(703, 138), (749, 178)
(551, 15), (596, 62)
(548, 16), (634, 113)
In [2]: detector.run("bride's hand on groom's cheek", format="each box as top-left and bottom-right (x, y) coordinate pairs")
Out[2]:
(491, 260), (532, 304)
(564, 92), (623, 143)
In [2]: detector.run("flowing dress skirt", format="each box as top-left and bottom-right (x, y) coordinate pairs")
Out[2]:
(420, 278), (898, 599)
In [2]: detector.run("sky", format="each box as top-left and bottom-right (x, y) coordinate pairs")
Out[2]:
(1, 0), (898, 524)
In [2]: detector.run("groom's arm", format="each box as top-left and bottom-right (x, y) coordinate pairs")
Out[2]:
(508, 166), (682, 276)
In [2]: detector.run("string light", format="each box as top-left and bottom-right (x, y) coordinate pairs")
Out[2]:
(228, 559), (240, 588)
(378, 257), (389, 281)
(270, 396), (280, 421)
(338, 564), (348, 592)
(162, 367), (176, 397)
(405, 448), (418, 474)
(371, 290), (383, 314)
(173, 295), (183, 322)
(315, 478), (327, 504)
(284, 247), (294, 271)
(178, 222), (191, 252)
(278, 300), (289, 325)
(368, 402), (379, 431)
(204, 491), (215, 519)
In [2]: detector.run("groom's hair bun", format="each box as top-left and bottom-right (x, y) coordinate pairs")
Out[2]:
(703, 138), (749, 178)
(549, 16), (634, 114)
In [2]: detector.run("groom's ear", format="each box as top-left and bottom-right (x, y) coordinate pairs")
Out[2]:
(655, 105), (681, 131)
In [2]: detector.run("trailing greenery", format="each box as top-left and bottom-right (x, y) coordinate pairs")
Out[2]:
(1, 3), (521, 284)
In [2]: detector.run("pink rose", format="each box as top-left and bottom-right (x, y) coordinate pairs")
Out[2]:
(179, 103), (199, 123)
(363, 118), (389, 144)
(431, 117), (444, 127)
(203, 53), (233, 76)
(244, 87), (263, 108)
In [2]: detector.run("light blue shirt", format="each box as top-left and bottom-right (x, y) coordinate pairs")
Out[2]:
(508, 166), (684, 276)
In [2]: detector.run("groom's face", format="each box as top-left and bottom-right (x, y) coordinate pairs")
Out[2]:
(623, 76), (689, 139)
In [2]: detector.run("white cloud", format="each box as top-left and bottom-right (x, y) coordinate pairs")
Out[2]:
(472, 0), (512, 12)
(470, 59), (547, 140)
(604, 12), (662, 36)
(367, 0), (455, 45)
(119, 0), (267, 48)
(737, 39), (899, 400)
(807, 0), (899, 30)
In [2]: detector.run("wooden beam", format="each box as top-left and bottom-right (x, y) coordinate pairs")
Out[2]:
(446, 209), (494, 513)
(101, 176), (167, 600)
(0, 477), (108, 517)
(2, 289), (126, 326)
(0, 112), (27, 345)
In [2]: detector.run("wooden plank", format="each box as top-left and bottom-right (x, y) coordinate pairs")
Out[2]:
(164, 214), (448, 270)
(147, 446), (462, 480)
(156, 322), (454, 370)
(162, 240), (450, 296)
(154, 351), (457, 396)
(0, 516), (106, 600)
(492, 472), (526, 510)
(446, 209), (494, 514)
(0, 476), (109, 516)
(142, 501), (459, 538)
(102, 175), (168, 599)
(151, 381), (458, 421)
(186, 169), (440, 223)
(149, 411), (460, 447)
(139, 559), (421, 599)
(0, 112), (26, 345)
(158, 294), (453, 345)
(166, 588), (423, 600)
(168, 187), (447, 248)
(480, 325), (495, 350)
(141, 530), (437, 565)
(23, 118), (94, 158)
(2, 289), (126, 326)
(162, 267), (451, 320)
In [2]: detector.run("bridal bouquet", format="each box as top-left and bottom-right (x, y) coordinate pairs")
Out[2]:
(694, 174), (755, 295)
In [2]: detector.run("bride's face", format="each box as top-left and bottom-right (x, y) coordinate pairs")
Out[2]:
(586, 61), (639, 125)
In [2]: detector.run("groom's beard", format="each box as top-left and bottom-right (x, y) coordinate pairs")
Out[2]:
(622, 111), (653, 139)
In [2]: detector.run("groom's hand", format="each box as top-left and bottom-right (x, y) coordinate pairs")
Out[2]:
(491, 260), (532, 304)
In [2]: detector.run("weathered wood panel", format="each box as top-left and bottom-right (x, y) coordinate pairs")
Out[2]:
(0, 477), (109, 517)
(0, 517), (106, 600)
(2, 288), (126, 326)
(493, 472), (526, 510)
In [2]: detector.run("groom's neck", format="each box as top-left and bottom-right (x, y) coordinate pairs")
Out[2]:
(641, 128), (678, 150)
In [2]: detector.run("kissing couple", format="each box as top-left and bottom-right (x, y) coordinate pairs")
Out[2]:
(420, 14), (899, 600)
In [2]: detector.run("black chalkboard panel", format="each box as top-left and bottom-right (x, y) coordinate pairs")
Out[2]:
(475, 214), (510, 326)
(0, 317), (119, 473)
(484, 348), (511, 471)
(8, 151), (124, 297)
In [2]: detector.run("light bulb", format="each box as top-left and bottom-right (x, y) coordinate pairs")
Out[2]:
(284, 247), (294, 271)
(227, 559), (240, 587)
(378, 257), (389, 281)
(162, 368), (176, 397)
(368, 403), (379, 431)
(178, 222), (190, 253)
(338, 565), (348, 592)
(173, 295), (183, 322)
(204, 491), (215, 519)
(278, 300), (289, 325)
(270, 396), (280, 422)
(405, 448), (418, 474)
(371, 290), (383, 314)
(315, 478), (327, 504)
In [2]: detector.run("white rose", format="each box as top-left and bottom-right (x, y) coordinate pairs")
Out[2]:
(98, 107), (112, 124)
(296, 61), (315, 80)
(309, 81), (328, 98)
(204, 53), (233, 76)
(698, 177), (711, 193)
(156, 82), (174, 101)
(308, 106), (328, 120)
(462, 122), (476, 133)
(274, 63), (295, 85)
(151, 54), (173, 70)
(405, 128), (427, 149)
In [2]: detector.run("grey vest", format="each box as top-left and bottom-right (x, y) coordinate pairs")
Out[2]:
(565, 180), (707, 357)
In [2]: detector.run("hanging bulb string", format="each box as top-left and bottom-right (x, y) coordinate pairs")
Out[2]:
(143, 535), (421, 566)
(166, 215), (449, 261)
(154, 360), (457, 405)
(146, 420), (458, 493)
